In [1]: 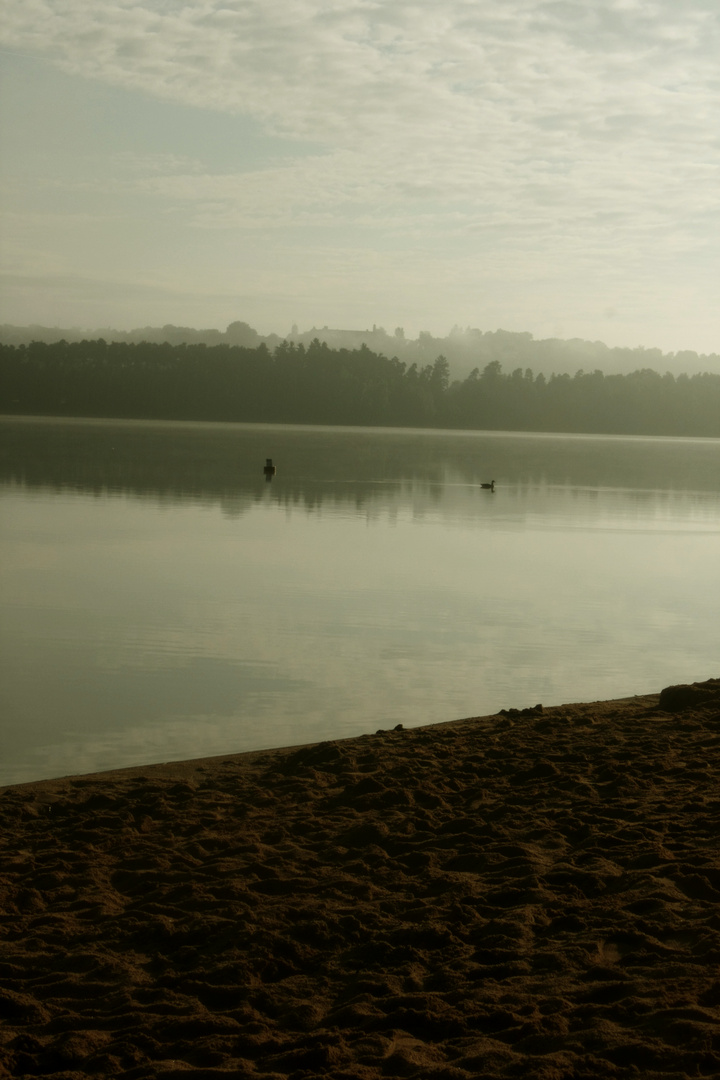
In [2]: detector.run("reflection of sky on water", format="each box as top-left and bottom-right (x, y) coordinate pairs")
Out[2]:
(1, 419), (720, 785)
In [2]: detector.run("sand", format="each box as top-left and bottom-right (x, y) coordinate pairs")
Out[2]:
(1, 680), (719, 1079)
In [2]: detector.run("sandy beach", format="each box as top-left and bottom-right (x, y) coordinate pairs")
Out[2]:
(1, 679), (719, 1079)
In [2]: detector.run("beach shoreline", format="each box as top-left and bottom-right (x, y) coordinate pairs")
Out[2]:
(0, 691), (654, 797)
(1, 681), (719, 1078)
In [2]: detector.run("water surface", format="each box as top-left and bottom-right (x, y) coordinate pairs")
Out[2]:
(2, 417), (719, 786)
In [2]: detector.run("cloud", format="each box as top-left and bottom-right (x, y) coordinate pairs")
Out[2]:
(1, 1), (719, 348)
(3, 2), (718, 146)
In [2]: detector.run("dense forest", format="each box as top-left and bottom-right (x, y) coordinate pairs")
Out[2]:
(2, 337), (720, 437)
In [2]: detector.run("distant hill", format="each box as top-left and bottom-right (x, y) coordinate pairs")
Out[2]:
(0, 320), (283, 351)
(1, 320), (718, 380)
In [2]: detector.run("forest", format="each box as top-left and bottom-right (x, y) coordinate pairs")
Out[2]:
(3, 320), (719, 380)
(2, 337), (720, 437)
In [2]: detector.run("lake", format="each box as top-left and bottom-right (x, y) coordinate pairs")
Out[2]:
(1, 415), (719, 787)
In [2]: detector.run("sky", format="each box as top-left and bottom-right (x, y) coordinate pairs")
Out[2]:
(1, 0), (719, 354)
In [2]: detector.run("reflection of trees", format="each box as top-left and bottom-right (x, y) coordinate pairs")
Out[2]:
(1, 419), (718, 516)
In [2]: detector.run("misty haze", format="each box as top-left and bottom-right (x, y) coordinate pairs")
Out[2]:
(2, 4), (720, 1076)
(2, 321), (720, 437)
(3, 319), (720, 381)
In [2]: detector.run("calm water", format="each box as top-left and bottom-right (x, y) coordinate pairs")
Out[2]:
(1, 416), (719, 787)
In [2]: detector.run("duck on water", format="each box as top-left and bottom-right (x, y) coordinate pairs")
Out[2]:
(263, 459), (492, 489)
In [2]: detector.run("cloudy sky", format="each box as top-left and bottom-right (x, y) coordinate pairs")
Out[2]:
(1, 0), (718, 352)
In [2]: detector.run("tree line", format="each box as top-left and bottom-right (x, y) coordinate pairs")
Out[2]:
(4, 320), (719, 381)
(2, 337), (720, 437)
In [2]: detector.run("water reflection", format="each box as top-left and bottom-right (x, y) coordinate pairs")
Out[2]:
(1, 417), (719, 787)
(2, 416), (719, 517)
